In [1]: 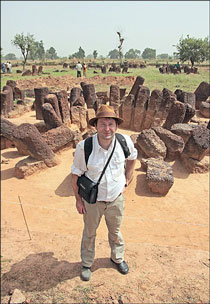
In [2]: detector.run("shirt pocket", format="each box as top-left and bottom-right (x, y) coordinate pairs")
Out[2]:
(110, 156), (125, 181)
(87, 164), (102, 181)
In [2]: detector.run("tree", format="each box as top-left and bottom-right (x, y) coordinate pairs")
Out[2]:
(157, 53), (169, 59)
(125, 48), (141, 59)
(45, 47), (58, 59)
(93, 50), (98, 59)
(117, 32), (124, 63)
(11, 33), (36, 69)
(4, 53), (17, 60)
(69, 47), (85, 59)
(142, 48), (156, 59)
(176, 35), (209, 66)
(107, 49), (119, 59)
(29, 40), (45, 60)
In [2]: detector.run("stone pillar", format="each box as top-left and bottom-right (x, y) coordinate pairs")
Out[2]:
(44, 94), (62, 120)
(82, 84), (97, 108)
(194, 82), (210, 109)
(69, 87), (82, 106)
(34, 87), (49, 120)
(70, 106), (87, 131)
(42, 103), (63, 130)
(55, 90), (71, 125)
(32, 65), (37, 75)
(2, 85), (14, 112)
(38, 66), (43, 74)
(128, 76), (144, 97)
(132, 86), (150, 131)
(142, 89), (163, 130)
(109, 85), (121, 115)
(163, 101), (186, 130)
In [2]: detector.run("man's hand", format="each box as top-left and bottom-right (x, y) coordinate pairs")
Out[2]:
(76, 199), (86, 214)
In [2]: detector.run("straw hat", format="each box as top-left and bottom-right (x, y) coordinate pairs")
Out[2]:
(89, 105), (124, 126)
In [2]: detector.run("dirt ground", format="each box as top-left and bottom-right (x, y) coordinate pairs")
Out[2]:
(1, 76), (210, 304)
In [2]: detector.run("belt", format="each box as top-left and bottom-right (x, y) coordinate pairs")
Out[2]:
(97, 193), (122, 203)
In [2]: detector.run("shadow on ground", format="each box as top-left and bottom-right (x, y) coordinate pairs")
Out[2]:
(1, 252), (113, 295)
(55, 173), (74, 197)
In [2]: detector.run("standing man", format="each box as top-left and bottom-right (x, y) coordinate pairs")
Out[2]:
(76, 61), (82, 77)
(71, 105), (137, 281)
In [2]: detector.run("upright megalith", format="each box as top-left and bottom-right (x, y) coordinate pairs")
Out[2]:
(142, 89), (163, 130)
(132, 85), (150, 131)
(44, 94), (62, 120)
(55, 90), (71, 124)
(34, 87), (49, 120)
(42, 103), (63, 130)
(38, 66), (43, 74)
(69, 87), (84, 106)
(3, 85), (14, 111)
(32, 65), (37, 75)
(194, 82), (210, 109)
(109, 85), (121, 115)
(12, 123), (59, 167)
(1, 90), (12, 116)
(128, 76), (144, 97)
(82, 83), (97, 108)
(163, 101), (186, 130)
(70, 106), (87, 131)
(120, 94), (135, 129)
(160, 88), (176, 121)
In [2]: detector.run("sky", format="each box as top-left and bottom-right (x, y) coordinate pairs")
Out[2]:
(1, 1), (209, 58)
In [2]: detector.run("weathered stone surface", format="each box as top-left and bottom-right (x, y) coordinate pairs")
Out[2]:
(14, 87), (25, 101)
(129, 76), (145, 97)
(96, 91), (109, 104)
(34, 87), (49, 120)
(9, 288), (26, 304)
(182, 104), (195, 123)
(0, 91), (12, 116)
(41, 125), (75, 152)
(120, 94), (135, 129)
(86, 108), (96, 128)
(152, 126), (185, 160)
(0, 118), (16, 140)
(163, 101), (186, 130)
(82, 84), (97, 108)
(120, 88), (126, 100)
(22, 69), (32, 76)
(70, 106), (87, 131)
(82, 129), (96, 139)
(44, 94), (61, 120)
(160, 88), (177, 121)
(55, 90), (71, 124)
(42, 103), (63, 130)
(142, 89), (163, 129)
(32, 64), (37, 75)
(137, 129), (167, 159)
(170, 123), (197, 144)
(6, 79), (17, 91)
(34, 121), (48, 133)
(15, 156), (47, 179)
(132, 86), (150, 131)
(142, 158), (174, 195)
(3, 85), (14, 111)
(199, 101), (210, 118)
(182, 125), (210, 161)
(0, 136), (15, 149)
(69, 87), (82, 106)
(109, 85), (121, 107)
(12, 123), (58, 166)
(181, 155), (210, 173)
(179, 91), (196, 108)
(194, 82), (210, 109)
(38, 65), (43, 74)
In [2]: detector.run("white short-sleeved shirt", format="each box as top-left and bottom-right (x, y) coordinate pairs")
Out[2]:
(71, 133), (137, 202)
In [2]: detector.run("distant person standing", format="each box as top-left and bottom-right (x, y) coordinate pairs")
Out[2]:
(6, 62), (10, 73)
(76, 61), (82, 78)
(8, 62), (12, 73)
(82, 62), (87, 77)
(2, 62), (6, 73)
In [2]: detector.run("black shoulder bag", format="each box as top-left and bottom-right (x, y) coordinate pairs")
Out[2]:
(77, 138), (116, 204)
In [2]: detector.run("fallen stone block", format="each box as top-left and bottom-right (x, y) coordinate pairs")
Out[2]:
(181, 155), (210, 173)
(170, 123), (197, 144)
(15, 156), (47, 178)
(137, 129), (167, 159)
(142, 158), (174, 195)
(152, 126), (184, 160)
(199, 101), (210, 118)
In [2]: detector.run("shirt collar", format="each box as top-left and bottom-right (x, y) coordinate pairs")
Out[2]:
(94, 133), (116, 153)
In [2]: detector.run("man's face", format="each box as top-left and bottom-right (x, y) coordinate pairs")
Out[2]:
(95, 118), (117, 140)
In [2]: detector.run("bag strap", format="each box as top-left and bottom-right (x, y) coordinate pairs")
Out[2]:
(97, 138), (116, 185)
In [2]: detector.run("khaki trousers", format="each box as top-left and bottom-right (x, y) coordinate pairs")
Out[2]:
(81, 193), (125, 267)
